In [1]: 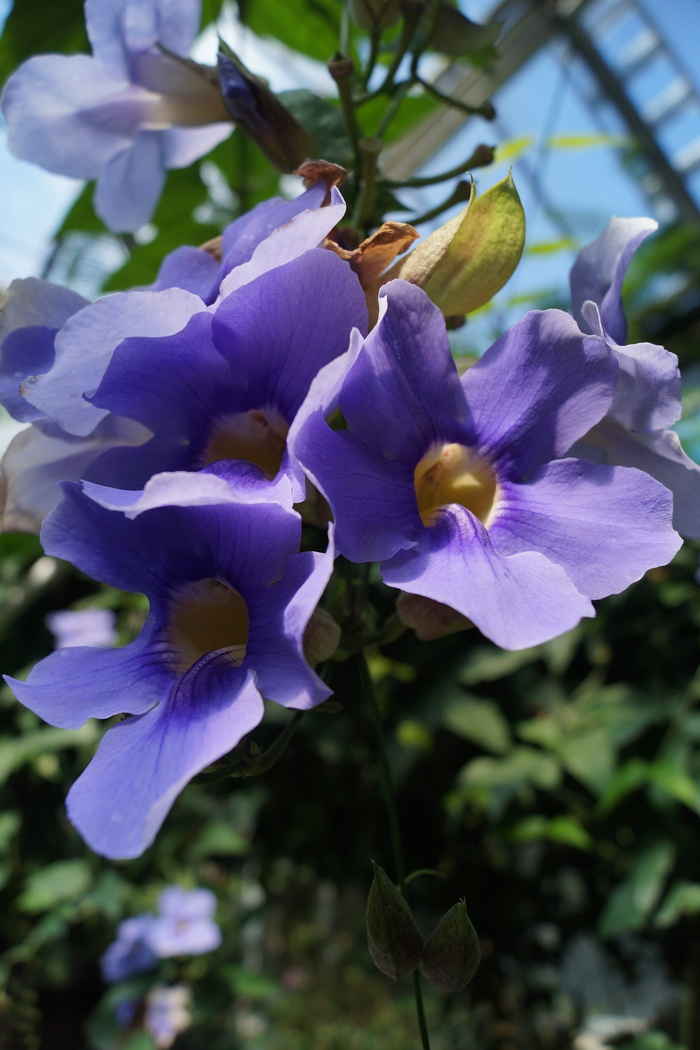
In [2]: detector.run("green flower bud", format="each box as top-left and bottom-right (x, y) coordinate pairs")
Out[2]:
(421, 899), (481, 994)
(366, 862), (423, 981)
(387, 172), (525, 317)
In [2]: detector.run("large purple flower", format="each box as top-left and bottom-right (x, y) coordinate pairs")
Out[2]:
(83, 247), (367, 500)
(1, 0), (231, 231)
(5, 474), (333, 858)
(3, 184), (348, 531)
(290, 280), (681, 650)
(569, 217), (700, 538)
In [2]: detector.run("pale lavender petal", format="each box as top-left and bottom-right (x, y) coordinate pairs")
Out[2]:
(490, 459), (681, 599)
(85, 0), (200, 73)
(153, 245), (221, 299)
(66, 669), (264, 859)
(162, 124), (232, 168)
(0, 278), (87, 338)
(0, 417), (150, 534)
(578, 420), (700, 540)
(158, 886), (217, 920)
(220, 181), (328, 274)
(82, 466), (293, 517)
(216, 186), (347, 299)
(382, 506), (594, 651)
(5, 622), (168, 728)
(580, 300), (681, 432)
(570, 217), (657, 344)
(23, 288), (204, 436)
(47, 608), (118, 649)
(463, 309), (617, 476)
(1, 55), (129, 178)
(95, 132), (166, 232)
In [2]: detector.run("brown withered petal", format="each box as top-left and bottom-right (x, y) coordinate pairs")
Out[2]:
(395, 592), (473, 641)
(197, 235), (223, 262)
(421, 899), (481, 994)
(294, 159), (348, 196)
(366, 861), (424, 981)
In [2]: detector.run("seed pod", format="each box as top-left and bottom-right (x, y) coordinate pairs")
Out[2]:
(366, 862), (423, 980)
(421, 899), (481, 993)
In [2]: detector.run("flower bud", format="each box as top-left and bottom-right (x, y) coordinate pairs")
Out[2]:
(421, 899), (481, 994)
(303, 607), (342, 665)
(366, 862), (423, 981)
(383, 172), (525, 317)
(396, 593), (473, 641)
(217, 44), (316, 172)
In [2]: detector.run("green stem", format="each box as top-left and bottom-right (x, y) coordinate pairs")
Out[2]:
(384, 144), (495, 187)
(353, 136), (382, 230)
(331, 54), (363, 174)
(415, 76), (495, 118)
(363, 26), (382, 87)
(359, 650), (431, 1050)
(375, 78), (413, 138)
(194, 710), (306, 784)
(378, 5), (421, 94)
(410, 179), (471, 225)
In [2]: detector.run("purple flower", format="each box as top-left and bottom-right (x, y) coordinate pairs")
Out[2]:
(46, 607), (118, 649)
(5, 473), (334, 858)
(84, 247), (367, 499)
(290, 280), (681, 651)
(144, 985), (192, 1048)
(1, 0), (231, 231)
(569, 217), (700, 538)
(148, 886), (221, 957)
(101, 914), (158, 983)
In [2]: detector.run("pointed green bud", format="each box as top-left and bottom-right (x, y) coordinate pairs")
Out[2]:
(393, 172), (525, 317)
(421, 899), (481, 994)
(366, 862), (423, 980)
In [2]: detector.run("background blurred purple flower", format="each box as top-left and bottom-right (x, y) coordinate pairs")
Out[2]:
(1, 0), (231, 231)
(46, 607), (118, 649)
(149, 886), (221, 956)
(101, 914), (158, 983)
(6, 474), (334, 858)
(145, 985), (192, 1048)
(291, 280), (681, 650)
(569, 217), (700, 538)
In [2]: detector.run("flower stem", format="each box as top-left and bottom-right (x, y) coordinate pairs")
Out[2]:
(359, 649), (431, 1050)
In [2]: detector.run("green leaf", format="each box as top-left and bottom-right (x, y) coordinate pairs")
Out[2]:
(0, 721), (98, 784)
(506, 814), (593, 851)
(458, 747), (561, 815)
(443, 695), (511, 754)
(0, 0), (88, 85)
(598, 840), (675, 939)
(0, 810), (20, 852)
(17, 859), (92, 913)
(279, 90), (353, 169)
(246, 0), (340, 63)
(547, 133), (628, 150)
(458, 644), (541, 685)
(654, 880), (700, 928)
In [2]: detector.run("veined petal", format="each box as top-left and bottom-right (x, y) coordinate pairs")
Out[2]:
(490, 459), (681, 599)
(24, 288), (205, 437)
(337, 281), (470, 462)
(382, 505), (594, 651)
(212, 249), (368, 420)
(66, 668), (264, 859)
(577, 420), (700, 540)
(5, 620), (168, 728)
(216, 186), (347, 299)
(95, 132), (166, 232)
(463, 309), (618, 476)
(1, 54), (130, 178)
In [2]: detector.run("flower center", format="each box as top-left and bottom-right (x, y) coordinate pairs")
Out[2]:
(169, 578), (249, 674)
(202, 409), (288, 478)
(414, 443), (499, 527)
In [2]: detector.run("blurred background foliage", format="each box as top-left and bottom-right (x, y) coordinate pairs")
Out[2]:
(1, 0), (700, 1047)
